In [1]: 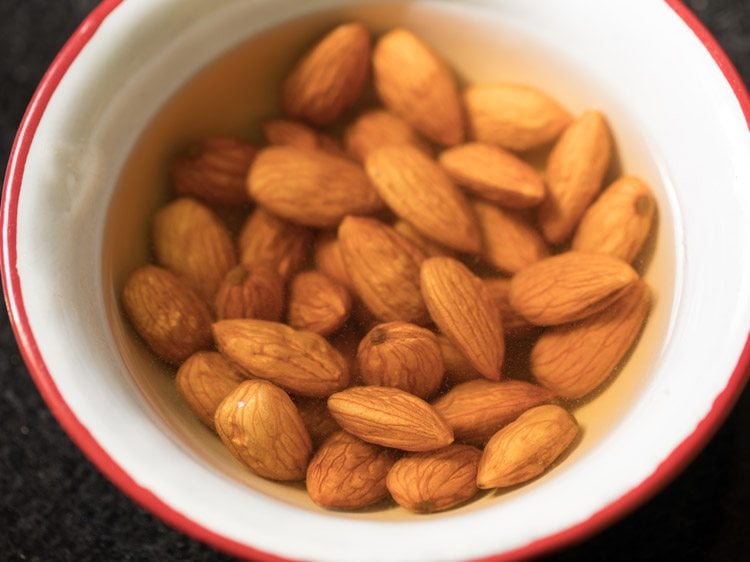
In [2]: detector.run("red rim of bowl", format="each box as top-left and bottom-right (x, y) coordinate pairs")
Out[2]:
(1, 1), (748, 560)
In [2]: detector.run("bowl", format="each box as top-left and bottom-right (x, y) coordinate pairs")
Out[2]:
(2, 0), (749, 560)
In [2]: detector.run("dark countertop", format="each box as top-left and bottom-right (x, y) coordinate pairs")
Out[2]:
(1, 1), (748, 560)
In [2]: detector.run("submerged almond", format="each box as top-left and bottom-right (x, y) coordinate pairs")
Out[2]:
(509, 252), (638, 326)
(531, 280), (651, 400)
(214, 263), (284, 321)
(281, 22), (371, 125)
(538, 110), (613, 244)
(215, 380), (312, 481)
(287, 270), (352, 336)
(482, 279), (536, 338)
(572, 176), (656, 263)
(387, 444), (482, 513)
(313, 231), (353, 289)
(152, 197), (236, 302)
(213, 319), (349, 397)
(171, 137), (255, 206)
(307, 431), (395, 510)
(439, 142), (545, 208)
(464, 83), (571, 151)
(248, 146), (382, 228)
(338, 216), (429, 324)
(420, 257), (505, 380)
(477, 405), (579, 489)
(344, 109), (431, 162)
(433, 379), (555, 444)
(365, 144), (481, 253)
(357, 322), (444, 399)
(373, 28), (464, 146)
(328, 386), (454, 452)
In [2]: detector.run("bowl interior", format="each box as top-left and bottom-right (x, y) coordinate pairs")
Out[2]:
(102, 1), (677, 518)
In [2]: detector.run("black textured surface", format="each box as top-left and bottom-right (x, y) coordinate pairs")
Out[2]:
(1, 1), (748, 561)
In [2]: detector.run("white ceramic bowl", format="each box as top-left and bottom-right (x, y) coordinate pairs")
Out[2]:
(2, 1), (749, 560)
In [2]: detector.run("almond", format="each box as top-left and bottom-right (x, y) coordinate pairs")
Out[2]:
(262, 118), (321, 150)
(295, 398), (341, 448)
(482, 278), (536, 338)
(420, 257), (505, 380)
(464, 83), (571, 151)
(373, 28), (464, 146)
(214, 263), (284, 321)
(248, 146), (383, 228)
(572, 176), (656, 263)
(328, 386), (454, 452)
(176, 351), (247, 429)
(281, 22), (371, 125)
(439, 142), (545, 208)
(392, 219), (453, 258)
(171, 137), (255, 206)
(344, 109), (431, 163)
(238, 207), (313, 281)
(538, 110), (613, 244)
(317, 134), (350, 159)
(438, 335), (482, 384)
(306, 431), (395, 509)
(476, 405), (578, 489)
(122, 266), (212, 365)
(213, 319), (349, 397)
(357, 322), (444, 399)
(338, 216), (429, 324)
(365, 145), (481, 253)
(432, 379), (555, 444)
(474, 201), (549, 275)
(287, 270), (352, 336)
(387, 444), (482, 513)
(152, 197), (236, 302)
(509, 252), (638, 326)
(312, 231), (353, 288)
(531, 280), (650, 400)
(215, 380), (312, 481)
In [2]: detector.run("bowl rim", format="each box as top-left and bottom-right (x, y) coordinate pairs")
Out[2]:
(1, 0), (749, 560)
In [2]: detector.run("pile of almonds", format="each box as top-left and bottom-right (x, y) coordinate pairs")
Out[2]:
(121, 22), (655, 513)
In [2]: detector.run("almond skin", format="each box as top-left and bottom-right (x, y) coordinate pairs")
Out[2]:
(262, 118), (322, 150)
(373, 28), (464, 146)
(509, 251), (638, 326)
(344, 109), (431, 163)
(572, 176), (656, 263)
(248, 146), (382, 228)
(307, 431), (396, 510)
(365, 144), (481, 253)
(538, 110), (613, 244)
(122, 266), (212, 365)
(328, 386), (454, 452)
(474, 201), (549, 275)
(338, 216), (429, 324)
(214, 263), (284, 321)
(215, 380), (312, 481)
(420, 257), (505, 380)
(295, 398), (341, 448)
(464, 83), (571, 151)
(387, 444), (482, 513)
(171, 137), (255, 206)
(531, 280), (650, 400)
(357, 322), (444, 399)
(477, 404), (579, 489)
(392, 220), (453, 258)
(482, 279), (536, 338)
(287, 270), (352, 336)
(432, 379), (556, 444)
(439, 142), (545, 208)
(152, 197), (236, 302)
(176, 351), (247, 429)
(313, 231), (353, 289)
(213, 319), (350, 397)
(238, 207), (313, 281)
(281, 22), (371, 125)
